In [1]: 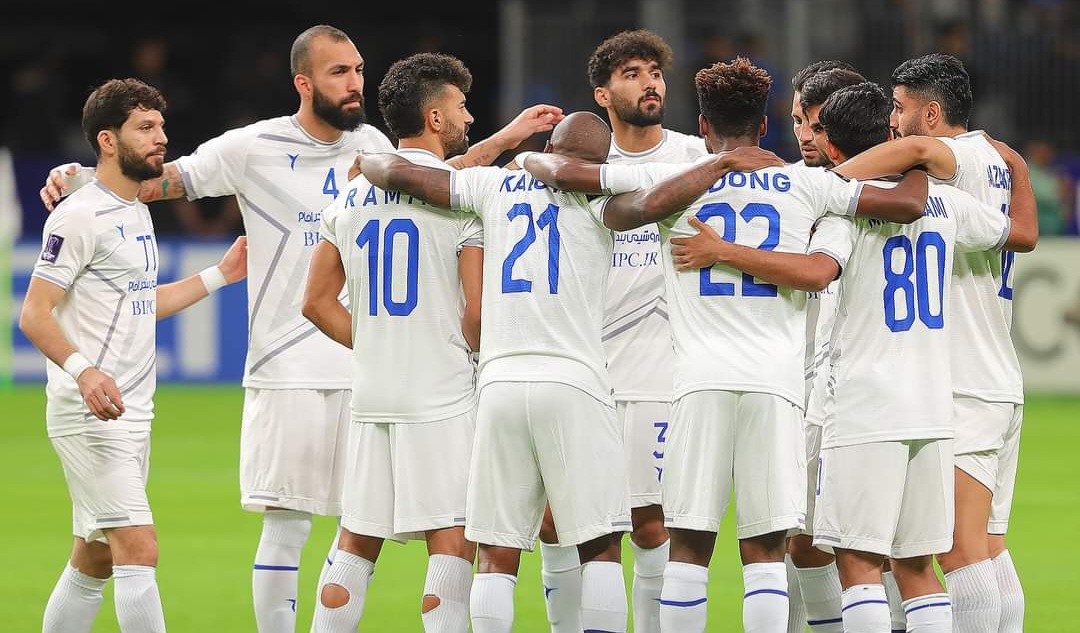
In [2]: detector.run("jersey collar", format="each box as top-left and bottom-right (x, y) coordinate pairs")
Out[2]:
(611, 129), (668, 159)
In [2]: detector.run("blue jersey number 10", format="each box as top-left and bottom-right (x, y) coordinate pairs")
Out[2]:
(502, 203), (561, 294)
(882, 231), (946, 332)
(354, 218), (419, 316)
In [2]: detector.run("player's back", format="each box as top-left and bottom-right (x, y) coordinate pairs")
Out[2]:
(321, 148), (476, 423)
(823, 181), (1011, 448)
(450, 166), (614, 405)
(936, 131), (1022, 404)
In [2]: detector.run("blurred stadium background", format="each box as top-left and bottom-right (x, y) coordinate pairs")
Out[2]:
(1, 0), (1078, 630)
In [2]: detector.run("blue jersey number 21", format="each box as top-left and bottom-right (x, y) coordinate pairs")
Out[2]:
(502, 203), (561, 294)
(354, 218), (419, 316)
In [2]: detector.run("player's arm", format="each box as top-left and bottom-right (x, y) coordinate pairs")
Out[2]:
(446, 104), (564, 169)
(40, 162), (187, 211)
(850, 169), (929, 224)
(459, 246), (483, 351)
(986, 137), (1038, 252)
(19, 279), (125, 420)
(833, 135), (958, 181)
(519, 153), (605, 193)
(155, 237), (247, 319)
(670, 217), (840, 292)
(302, 241), (352, 349)
(355, 153), (452, 208)
(601, 147), (787, 231)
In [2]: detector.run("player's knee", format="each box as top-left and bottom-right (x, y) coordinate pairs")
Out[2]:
(739, 530), (788, 564)
(631, 518), (668, 549)
(320, 583), (350, 609)
(538, 520), (559, 544)
(421, 594), (441, 614)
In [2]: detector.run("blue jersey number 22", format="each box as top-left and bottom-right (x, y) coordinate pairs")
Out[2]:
(695, 202), (780, 297)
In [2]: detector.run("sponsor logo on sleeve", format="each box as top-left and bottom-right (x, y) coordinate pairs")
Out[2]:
(41, 233), (65, 263)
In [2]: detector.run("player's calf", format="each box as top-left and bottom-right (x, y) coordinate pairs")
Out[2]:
(891, 555), (953, 633)
(107, 526), (166, 633)
(629, 505), (668, 633)
(739, 530), (790, 633)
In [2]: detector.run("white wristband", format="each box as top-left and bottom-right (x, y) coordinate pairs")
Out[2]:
(57, 163), (96, 198)
(198, 265), (228, 293)
(62, 352), (93, 380)
(514, 151), (537, 169)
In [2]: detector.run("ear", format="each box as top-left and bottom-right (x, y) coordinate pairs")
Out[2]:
(759, 116), (768, 138)
(698, 113), (709, 138)
(925, 100), (942, 129)
(594, 86), (610, 109)
(428, 107), (442, 133)
(97, 130), (116, 156)
(824, 137), (843, 164)
(293, 74), (312, 99)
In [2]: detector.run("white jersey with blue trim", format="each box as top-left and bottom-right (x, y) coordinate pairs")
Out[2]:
(176, 116), (394, 389)
(605, 129), (707, 402)
(319, 148), (479, 423)
(32, 181), (159, 437)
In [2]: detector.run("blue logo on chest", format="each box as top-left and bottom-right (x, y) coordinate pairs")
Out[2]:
(288, 153), (299, 170)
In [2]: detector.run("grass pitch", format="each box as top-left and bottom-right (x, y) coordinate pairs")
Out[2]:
(2, 386), (1077, 631)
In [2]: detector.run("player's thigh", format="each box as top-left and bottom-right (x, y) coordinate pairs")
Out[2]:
(814, 441), (907, 557)
(466, 383), (545, 550)
(662, 390), (737, 533)
(533, 383), (630, 548)
(953, 396), (1013, 492)
(732, 392), (806, 539)
(619, 400), (671, 509)
(340, 422), (397, 540)
(893, 439), (954, 559)
(801, 422), (825, 536)
(390, 411), (473, 534)
(989, 405), (1023, 535)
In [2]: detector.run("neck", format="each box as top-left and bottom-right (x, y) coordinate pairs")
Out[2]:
(928, 123), (968, 139)
(610, 116), (664, 153)
(294, 103), (346, 144)
(711, 134), (759, 152)
(398, 134), (446, 160)
(94, 159), (140, 201)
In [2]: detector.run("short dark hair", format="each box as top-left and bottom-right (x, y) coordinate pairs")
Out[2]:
(799, 69), (867, 110)
(791, 60), (858, 92)
(81, 78), (166, 156)
(818, 82), (892, 158)
(291, 25), (350, 76)
(377, 53), (473, 139)
(891, 53), (973, 128)
(694, 57), (772, 138)
(587, 30), (673, 89)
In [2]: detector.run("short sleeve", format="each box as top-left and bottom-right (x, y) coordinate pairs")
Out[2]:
(458, 212), (484, 251)
(599, 162), (680, 195)
(813, 169), (863, 218)
(174, 127), (255, 200)
(449, 166), (505, 214)
(31, 207), (96, 290)
(807, 214), (856, 272)
(951, 190), (1010, 253)
(319, 201), (339, 246)
(362, 126), (396, 152)
(932, 136), (964, 185)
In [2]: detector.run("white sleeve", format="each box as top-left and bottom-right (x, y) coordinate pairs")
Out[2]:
(174, 127), (255, 200)
(807, 214), (856, 272)
(31, 207), (96, 290)
(813, 169), (864, 217)
(932, 136), (964, 184)
(458, 212), (484, 251)
(364, 126), (396, 152)
(319, 201), (339, 246)
(599, 162), (680, 195)
(449, 166), (503, 213)
(951, 191), (1010, 253)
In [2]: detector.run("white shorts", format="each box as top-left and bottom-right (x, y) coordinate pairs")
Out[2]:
(466, 382), (631, 550)
(800, 423), (824, 537)
(989, 405), (1023, 535)
(240, 388), (350, 516)
(51, 429), (153, 543)
(619, 400), (671, 509)
(341, 412), (473, 542)
(662, 390), (806, 539)
(814, 439), (954, 559)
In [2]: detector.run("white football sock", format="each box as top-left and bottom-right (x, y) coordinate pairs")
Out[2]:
(581, 560), (627, 633)
(310, 523), (341, 633)
(902, 593), (952, 633)
(882, 571), (906, 632)
(42, 563), (107, 633)
(630, 540), (668, 633)
(993, 549), (1024, 633)
(254, 510), (311, 633)
(312, 550), (374, 633)
(470, 572), (516, 633)
(796, 562), (843, 633)
(113, 565), (166, 633)
(540, 543), (582, 633)
(945, 560), (1000, 633)
(743, 561), (789, 633)
(786, 554), (807, 633)
(421, 554), (472, 633)
(840, 584), (890, 633)
(659, 561), (708, 633)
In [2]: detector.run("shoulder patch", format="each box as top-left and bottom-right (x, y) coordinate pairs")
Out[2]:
(41, 233), (65, 263)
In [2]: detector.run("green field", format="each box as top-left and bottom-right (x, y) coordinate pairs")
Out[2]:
(2, 386), (1077, 632)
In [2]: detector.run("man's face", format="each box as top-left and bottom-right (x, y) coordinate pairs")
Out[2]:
(602, 58), (666, 127)
(116, 107), (166, 181)
(792, 90), (826, 166)
(307, 36), (367, 131)
(891, 85), (929, 138)
(436, 84), (474, 158)
(803, 103), (833, 167)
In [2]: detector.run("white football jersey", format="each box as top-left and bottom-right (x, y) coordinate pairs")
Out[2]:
(450, 166), (614, 405)
(803, 270), (840, 426)
(32, 181), (159, 437)
(176, 116), (394, 389)
(814, 182), (1011, 448)
(320, 148), (478, 423)
(605, 129), (707, 402)
(936, 131), (1023, 404)
(601, 161), (861, 406)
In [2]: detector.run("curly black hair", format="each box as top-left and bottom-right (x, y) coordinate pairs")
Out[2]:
(818, 82), (892, 158)
(82, 78), (166, 156)
(694, 57), (772, 138)
(791, 59), (858, 92)
(799, 68), (866, 110)
(587, 30), (673, 89)
(378, 53), (472, 140)
(891, 53), (973, 128)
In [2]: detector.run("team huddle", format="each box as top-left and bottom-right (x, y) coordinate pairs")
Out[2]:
(25, 22), (1035, 633)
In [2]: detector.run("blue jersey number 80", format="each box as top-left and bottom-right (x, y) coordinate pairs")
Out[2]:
(882, 231), (946, 332)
